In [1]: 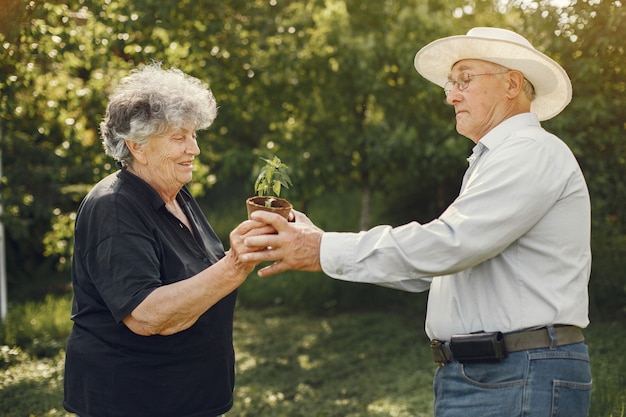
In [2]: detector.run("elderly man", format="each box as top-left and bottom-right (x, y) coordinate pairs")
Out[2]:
(243, 27), (592, 416)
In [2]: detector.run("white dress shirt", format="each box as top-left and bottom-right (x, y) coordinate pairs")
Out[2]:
(320, 113), (591, 341)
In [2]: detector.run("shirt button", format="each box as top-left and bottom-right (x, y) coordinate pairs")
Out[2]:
(202, 257), (209, 263)
(336, 269), (343, 275)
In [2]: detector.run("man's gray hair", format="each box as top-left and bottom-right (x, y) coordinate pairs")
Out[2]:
(100, 62), (218, 166)
(522, 78), (537, 102)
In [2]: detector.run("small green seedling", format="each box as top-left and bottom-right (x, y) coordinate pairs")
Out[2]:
(254, 156), (293, 207)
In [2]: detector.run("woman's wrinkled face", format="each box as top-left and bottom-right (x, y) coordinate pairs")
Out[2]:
(139, 126), (200, 194)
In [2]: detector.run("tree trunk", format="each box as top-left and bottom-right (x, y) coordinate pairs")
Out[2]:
(359, 186), (371, 231)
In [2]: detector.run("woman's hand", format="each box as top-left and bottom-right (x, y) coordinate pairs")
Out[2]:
(226, 218), (277, 276)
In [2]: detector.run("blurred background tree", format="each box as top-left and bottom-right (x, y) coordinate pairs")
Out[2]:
(0, 0), (624, 314)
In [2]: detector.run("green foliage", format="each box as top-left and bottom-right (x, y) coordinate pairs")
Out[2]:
(0, 0), (125, 284)
(253, 156), (293, 205)
(0, 349), (68, 417)
(0, 294), (72, 357)
(0, 294), (72, 417)
(586, 321), (626, 417)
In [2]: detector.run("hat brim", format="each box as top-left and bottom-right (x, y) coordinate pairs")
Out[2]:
(414, 35), (572, 121)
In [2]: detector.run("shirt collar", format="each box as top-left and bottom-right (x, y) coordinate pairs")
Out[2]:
(478, 112), (541, 151)
(118, 168), (190, 212)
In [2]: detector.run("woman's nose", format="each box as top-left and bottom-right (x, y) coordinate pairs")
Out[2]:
(187, 136), (200, 155)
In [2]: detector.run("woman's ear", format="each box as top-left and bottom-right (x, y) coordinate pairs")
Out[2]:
(125, 140), (146, 165)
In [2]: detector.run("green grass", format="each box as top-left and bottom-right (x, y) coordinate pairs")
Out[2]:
(1, 294), (625, 417)
(230, 306), (433, 417)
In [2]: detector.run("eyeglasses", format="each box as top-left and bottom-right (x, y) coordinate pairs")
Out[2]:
(443, 71), (510, 96)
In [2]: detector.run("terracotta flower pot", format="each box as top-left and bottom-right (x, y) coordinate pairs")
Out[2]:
(246, 196), (292, 220)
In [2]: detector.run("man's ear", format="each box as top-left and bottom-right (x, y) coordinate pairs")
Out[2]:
(125, 140), (146, 165)
(506, 71), (525, 98)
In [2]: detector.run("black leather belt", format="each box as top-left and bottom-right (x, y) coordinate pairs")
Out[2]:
(430, 325), (585, 366)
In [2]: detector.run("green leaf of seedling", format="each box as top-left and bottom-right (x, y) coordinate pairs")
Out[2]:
(253, 155), (292, 198)
(272, 181), (282, 196)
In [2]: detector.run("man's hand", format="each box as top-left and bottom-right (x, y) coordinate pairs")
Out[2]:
(241, 210), (324, 277)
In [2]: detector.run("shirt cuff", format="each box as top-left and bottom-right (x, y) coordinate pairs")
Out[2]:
(320, 231), (359, 280)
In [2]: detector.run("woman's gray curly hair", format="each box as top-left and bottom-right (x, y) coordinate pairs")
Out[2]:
(100, 62), (218, 166)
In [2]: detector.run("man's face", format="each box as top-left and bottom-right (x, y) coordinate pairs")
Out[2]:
(445, 59), (511, 143)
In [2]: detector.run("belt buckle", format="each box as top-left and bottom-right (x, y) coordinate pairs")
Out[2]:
(430, 340), (452, 366)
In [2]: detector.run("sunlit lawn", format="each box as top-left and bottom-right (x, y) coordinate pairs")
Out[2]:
(230, 307), (434, 417)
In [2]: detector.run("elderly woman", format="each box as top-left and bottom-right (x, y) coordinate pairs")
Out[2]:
(63, 63), (264, 417)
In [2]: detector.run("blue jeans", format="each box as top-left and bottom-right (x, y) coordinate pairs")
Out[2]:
(433, 342), (591, 417)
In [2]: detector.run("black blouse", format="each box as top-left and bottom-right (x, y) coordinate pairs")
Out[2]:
(64, 169), (237, 417)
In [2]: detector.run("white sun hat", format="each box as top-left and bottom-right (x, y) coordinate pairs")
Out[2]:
(414, 27), (572, 121)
